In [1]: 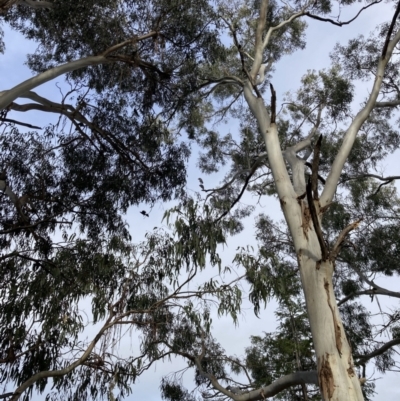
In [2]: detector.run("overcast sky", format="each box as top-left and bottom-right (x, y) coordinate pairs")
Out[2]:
(1, 1), (400, 400)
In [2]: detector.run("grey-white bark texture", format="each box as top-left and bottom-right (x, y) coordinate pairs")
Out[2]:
(245, 85), (365, 401)
(236, 371), (318, 401)
(238, 1), (400, 400)
(0, 56), (108, 110)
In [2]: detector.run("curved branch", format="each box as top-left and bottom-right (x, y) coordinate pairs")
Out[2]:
(342, 173), (400, 183)
(304, 1), (382, 27)
(9, 317), (115, 401)
(355, 338), (400, 365)
(214, 161), (260, 223)
(0, 56), (108, 110)
(235, 371), (318, 401)
(382, 0), (400, 59)
(262, 9), (306, 51)
(338, 288), (400, 306)
(330, 219), (362, 261)
(9, 94), (150, 171)
(0, 32), (159, 110)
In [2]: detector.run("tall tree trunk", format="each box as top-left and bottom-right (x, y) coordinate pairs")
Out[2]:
(244, 87), (365, 400)
(297, 230), (364, 401)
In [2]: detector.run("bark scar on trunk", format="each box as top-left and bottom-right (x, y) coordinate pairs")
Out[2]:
(347, 353), (356, 377)
(300, 200), (311, 239)
(324, 278), (343, 356)
(319, 353), (335, 400)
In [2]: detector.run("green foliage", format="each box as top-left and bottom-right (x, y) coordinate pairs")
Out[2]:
(1, 0), (400, 400)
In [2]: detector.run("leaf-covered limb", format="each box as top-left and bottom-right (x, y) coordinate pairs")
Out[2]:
(320, 22), (400, 207)
(354, 338), (400, 365)
(8, 315), (115, 401)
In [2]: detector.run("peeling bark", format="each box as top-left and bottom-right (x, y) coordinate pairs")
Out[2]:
(324, 278), (343, 356)
(319, 354), (334, 400)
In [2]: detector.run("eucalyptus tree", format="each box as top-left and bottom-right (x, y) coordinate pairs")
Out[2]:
(154, 1), (400, 401)
(1, 1), (400, 401)
(0, 0), (230, 400)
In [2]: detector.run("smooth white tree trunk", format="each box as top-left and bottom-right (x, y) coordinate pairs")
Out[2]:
(244, 86), (365, 400)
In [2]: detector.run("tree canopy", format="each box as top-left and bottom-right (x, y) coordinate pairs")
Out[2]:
(1, 0), (400, 401)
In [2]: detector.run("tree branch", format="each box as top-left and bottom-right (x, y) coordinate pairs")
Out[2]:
(214, 160), (260, 223)
(269, 83), (276, 123)
(382, 0), (400, 59)
(342, 173), (400, 183)
(338, 288), (400, 306)
(304, 1), (382, 27)
(0, 32), (159, 110)
(320, 25), (400, 207)
(375, 100), (400, 108)
(16, 0), (53, 8)
(9, 94), (150, 171)
(250, 0), (269, 82)
(235, 371), (318, 401)
(9, 316), (115, 401)
(262, 8), (307, 50)
(305, 162), (326, 184)
(355, 338), (400, 364)
(0, 117), (41, 129)
(311, 135), (322, 200)
(330, 219), (362, 261)
(0, 56), (109, 110)
(306, 179), (328, 261)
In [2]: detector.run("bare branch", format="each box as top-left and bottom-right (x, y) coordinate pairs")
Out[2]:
(375, 100), (400, 108)
(305, 162), (326, 184)
(343, 173), (400, 183)
(269, 83), (276, 123)
(9, 94), (151, 171)
(330, 219), (362, 261)
(262, 9), (306, 50)
(235, 371), (318, 401)
(338, 288), (400, 306)
(382, 0), (400, 59)
(214, 160), (260, 223)
(304, 1), (382, 27)
(306, 180), (328, 261)
(355, 338), (400, 364)
(0, 118), (41, 129)
(0, 32), (160, 110)
(311, 135), (322, 200)
(0, 55), (109, 110)
(101, 32), (157, 56)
